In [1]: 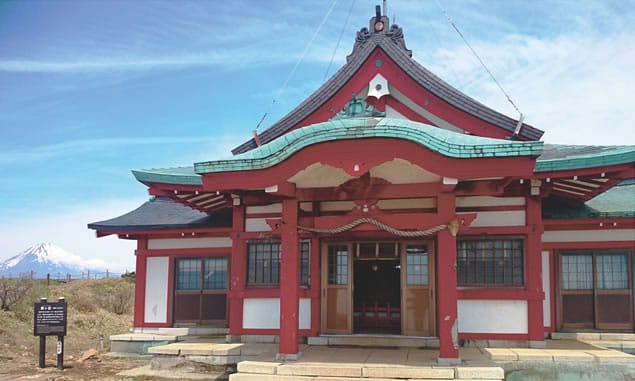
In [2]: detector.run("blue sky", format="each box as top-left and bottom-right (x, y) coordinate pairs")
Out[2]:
(1, 0), (634, 270)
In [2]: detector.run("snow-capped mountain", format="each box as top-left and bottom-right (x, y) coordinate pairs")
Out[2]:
(0, 243), (108, 278)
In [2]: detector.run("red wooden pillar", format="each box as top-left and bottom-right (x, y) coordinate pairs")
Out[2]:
(228, 204), (246, 337)
(437, 193), (459, 363)
(133, 239), (148, 328)
(526, 196), (545, 344)
(278, 199), (300, 359)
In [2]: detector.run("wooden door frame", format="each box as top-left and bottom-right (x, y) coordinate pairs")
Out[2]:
(556, 250), (634, 331)
(400, 240), (436, 336)
(320, 242), (353, 334)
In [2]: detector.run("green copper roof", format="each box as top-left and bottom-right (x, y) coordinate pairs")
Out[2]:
(132, 166), (201, 185)
(194, 117), (544, 174)
(543, 180), (635, 219)
(535, 144), (635, 172)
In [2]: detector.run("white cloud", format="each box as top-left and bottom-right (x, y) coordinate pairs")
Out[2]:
(417, 32), (635, 145)
(0, 197), (148, 272)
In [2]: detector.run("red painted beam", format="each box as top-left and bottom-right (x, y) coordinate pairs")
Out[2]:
(201, 138), (537, 191)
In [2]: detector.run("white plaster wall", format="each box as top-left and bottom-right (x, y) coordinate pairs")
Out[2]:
(458, 300), (528, 334)
(148, 237), (231, 249)
(246, 203), (282, 214)
(144, 257), (169, 324)
(320, 201), (355, 212)
(461, 211), (526, 227)
(457, 196), (526, 207)
(542, 251), (551, 327)
(542, 229), (635, 242)
(243, 298), (311, 329)
(245, 218), (272, 232)
(377, 198), (436, 210)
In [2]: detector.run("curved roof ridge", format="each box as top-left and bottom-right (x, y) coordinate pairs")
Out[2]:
(201, 117), (542, 174)
(232, 19), (544, 155)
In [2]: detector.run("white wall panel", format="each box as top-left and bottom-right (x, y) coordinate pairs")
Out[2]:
(462, 211), (526, 227)
(246, 203), (282, 214)
(542, 229), (635, 242)
(144, 257), (169, 324)
(457, 196), (525, 207)
(148, 237), (231, 249)
(458, 300), (528, 334)
(542, 251), (551, 327)
(243, 298), (311, 330)
(245, 218), (272, 232)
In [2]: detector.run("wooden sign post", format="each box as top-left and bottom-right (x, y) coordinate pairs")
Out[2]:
(34, 297), (67, 369)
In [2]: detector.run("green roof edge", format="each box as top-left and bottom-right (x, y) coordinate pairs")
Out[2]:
(535, 147), (635, 172)
(195, 118), (543, 174)
(132, 168), (202, 186)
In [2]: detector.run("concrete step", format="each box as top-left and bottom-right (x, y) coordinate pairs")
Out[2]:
(552, 332), (635, 341)
(148, 342), (278, 367)
(308, 334), (439, 348)
(232, 361), (504, 380)
(110, 332), (182, 354)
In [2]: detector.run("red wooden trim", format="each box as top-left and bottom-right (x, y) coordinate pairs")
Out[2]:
(458, 289), (544, 301)
(201, 138), (536, 191)
(459, 333), (529, 340)
(544, 218), (635, 230)
(457, 205), (526, 212)
(436, 193), (460, 360)
(543, 242), (635, 250)
(244, 213), (282, 219)
(460, 226), (532, 235)
(279, 199), (300, 355)
(137, 322), (172, 328)
(166, 256), (174, 327)
(134, 239), (148, 327)
(525, 197), (545, 342)
(137, 248), (231, 257)
(310, 237), (321, 335)
(229, 205), (246, 335)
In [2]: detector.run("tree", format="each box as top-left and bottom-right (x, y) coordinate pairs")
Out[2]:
(0, 277), (33, 311)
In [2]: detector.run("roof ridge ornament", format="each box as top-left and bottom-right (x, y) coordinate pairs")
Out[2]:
(331, 93), (386, 120)
(348, 4), (412, 61)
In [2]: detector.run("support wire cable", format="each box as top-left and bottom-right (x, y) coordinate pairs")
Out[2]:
(434, 0), (524, 126)
(323, 0), (356, 81)
(254, 0), (338, 134)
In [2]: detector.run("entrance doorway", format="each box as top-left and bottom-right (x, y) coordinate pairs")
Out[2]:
(321, 241), (435, 336)
(353, 259), (401, 334)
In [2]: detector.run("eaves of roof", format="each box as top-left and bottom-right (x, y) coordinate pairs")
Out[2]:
(535, 144), (635, 172)
(87, 197), (231, 231)
(232, 34), (543, 155)
(132, 166), (202, 186)
(543, 182), (635, 219)
(197, 117), (543, 174)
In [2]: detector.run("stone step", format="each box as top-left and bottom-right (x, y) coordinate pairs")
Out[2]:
(232, 361), (504, 381)
(110, 333), (181, 354)
(148, 342), (278, 367)
(552, 332), (635, 341)
(308, 334), (439, 348)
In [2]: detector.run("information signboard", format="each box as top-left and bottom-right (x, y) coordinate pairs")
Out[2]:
(33, 300), (67, 336)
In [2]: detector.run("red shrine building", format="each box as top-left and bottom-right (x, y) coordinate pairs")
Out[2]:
(89, 8), (635, 362)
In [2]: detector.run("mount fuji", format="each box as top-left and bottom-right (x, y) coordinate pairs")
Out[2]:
(0, 243), (108, 278)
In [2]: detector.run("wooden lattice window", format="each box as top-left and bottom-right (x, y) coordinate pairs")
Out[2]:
(247, 241), (281, 286)
(457, 238), (524, 286)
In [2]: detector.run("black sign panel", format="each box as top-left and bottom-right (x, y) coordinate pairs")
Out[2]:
(34, 301), (67, 336)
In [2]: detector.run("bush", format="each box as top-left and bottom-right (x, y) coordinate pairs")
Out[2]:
(0, 277), (34, 311)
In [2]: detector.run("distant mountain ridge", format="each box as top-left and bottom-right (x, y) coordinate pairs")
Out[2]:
(0, 243), (108, 278)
